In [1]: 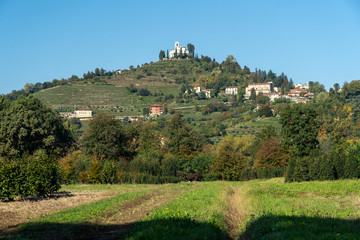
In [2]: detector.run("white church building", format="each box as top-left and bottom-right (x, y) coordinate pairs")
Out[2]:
(169, 41), (190, 59)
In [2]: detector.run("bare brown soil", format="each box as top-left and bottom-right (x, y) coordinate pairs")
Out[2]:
(0, 190), (115, 231)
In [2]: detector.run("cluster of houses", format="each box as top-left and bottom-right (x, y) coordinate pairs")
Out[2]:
(190, 82), (312, 103)
(191, 86), (238, 98)
(244, 82), (313, 103)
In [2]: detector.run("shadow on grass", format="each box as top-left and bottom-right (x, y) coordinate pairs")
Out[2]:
(1, 191), (75, 203)
(239, 215), (360, 240)
(1, 218), (229, 240)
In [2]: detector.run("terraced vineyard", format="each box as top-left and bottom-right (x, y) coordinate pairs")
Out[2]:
(33, 84), (181, 116)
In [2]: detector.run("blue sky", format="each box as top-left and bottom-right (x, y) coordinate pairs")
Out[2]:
(1, 0), (360, 94)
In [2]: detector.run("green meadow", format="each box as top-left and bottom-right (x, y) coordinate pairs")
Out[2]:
(3, 178), (360, 240)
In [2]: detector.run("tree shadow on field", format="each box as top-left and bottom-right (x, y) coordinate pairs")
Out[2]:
(239, 215), (360, 240)
(1, 218), (229, 240)
(21, 191), (75, 202)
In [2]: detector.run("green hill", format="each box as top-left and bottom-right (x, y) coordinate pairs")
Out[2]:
(32, 58), (250, 114)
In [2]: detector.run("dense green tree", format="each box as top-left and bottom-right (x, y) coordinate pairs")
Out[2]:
(187, 43), (195, 57)
(309, 81), (325, 94)
(198, 91), (207, 100)
(257, 105), (273, 117)
(164, 114), (204, 158)
(280, 104), (319, 157)
(95, 68), (100, 76)
(257, 125), (277, 140)
(81, 113), (127, 158)
(249, 88), (256, 101)
(0, 96), (73, 158)
(243, 66), (250, 74)
(159, 50), (165, 61)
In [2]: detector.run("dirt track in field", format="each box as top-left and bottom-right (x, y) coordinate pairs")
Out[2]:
(0, 191), (116, 231)
(0, 183), (199, 239)
(93, 188), (189, 240)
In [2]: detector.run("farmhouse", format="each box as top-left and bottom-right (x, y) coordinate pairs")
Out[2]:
(74, 108), (92, 119)
(202, 89), (212, 98)
(150, 104), (163, 115)
(225, 86), (238, 95)
(244, 82), (273, 99)
(169, 41), (190, 59)
(294, 82), (309, 90)
(288, 88), (307, 97)
(263, 92), (281, 101)
(193, 86), (201, 94)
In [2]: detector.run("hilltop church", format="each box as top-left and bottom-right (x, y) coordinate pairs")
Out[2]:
(169, 41), (190, 59)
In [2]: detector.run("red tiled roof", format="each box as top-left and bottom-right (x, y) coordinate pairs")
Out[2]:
(290, 88), (307, 92)
(151, 104), (162, 107)
(78, 108), (91, 111)
(248, 83), (272, 85)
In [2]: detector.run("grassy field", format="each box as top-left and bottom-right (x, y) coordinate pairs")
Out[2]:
(2, 179), (360, 239)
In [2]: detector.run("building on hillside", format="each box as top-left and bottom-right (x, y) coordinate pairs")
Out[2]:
(306, 92), (314, 98)
(295, 98), (309, 103)
(294, 82), (309, 90)
(263, 92), (281, 101)
(116, 69), (122, 74)
(59, 112), (75, 119)
(74, 108), (92, 119)
(225, 86), (238, 95)
(150, 104), (163, 115)
(193, 86), (201, 94)
(169, 41), (190, 59)
(244, 82), (273, 99)
(288, 88), (307, 97)
(202, 89), (212, 98)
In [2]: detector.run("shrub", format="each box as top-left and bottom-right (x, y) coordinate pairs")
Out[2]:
(139, 88), (151, 96)
(0, 153), (61, 201)
(101, 159), (118, 184)
(87, 157), (102, 184)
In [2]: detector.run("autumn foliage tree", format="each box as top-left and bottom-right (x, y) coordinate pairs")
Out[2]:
(211, 135), (251, 180)
(255, 138), (289, 169)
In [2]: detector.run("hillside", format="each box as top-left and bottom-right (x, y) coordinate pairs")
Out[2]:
(31, 57), (287, 114)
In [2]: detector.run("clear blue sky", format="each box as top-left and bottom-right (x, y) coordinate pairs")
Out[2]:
(1, 0), (360, 94)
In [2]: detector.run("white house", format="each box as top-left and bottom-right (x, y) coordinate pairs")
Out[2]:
(264, 93), (281, 101)
(193, 86), (201, 93)
(225, 86), (238, 95)
(244, 82), (273, 99)
(294, 82), (309, 90)
(169, 41), (190, 59)
(202, 89), (212, 98)
(74, 108), (92, 119)
(116, 69), (122, 74)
